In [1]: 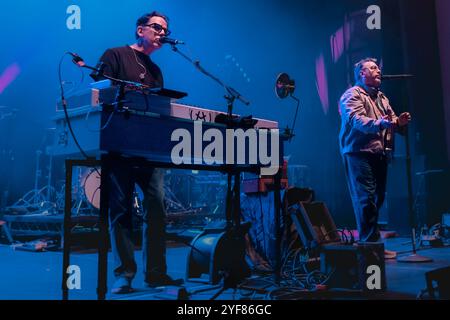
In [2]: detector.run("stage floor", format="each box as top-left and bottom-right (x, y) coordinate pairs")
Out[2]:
(0, 238), (449, 300)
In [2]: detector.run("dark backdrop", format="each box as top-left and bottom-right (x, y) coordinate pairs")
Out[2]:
(0, 0), (448, 232)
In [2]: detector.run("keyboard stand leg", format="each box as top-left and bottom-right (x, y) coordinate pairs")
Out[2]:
(97, 154), (110, 300)
(62, 159), (73, 300)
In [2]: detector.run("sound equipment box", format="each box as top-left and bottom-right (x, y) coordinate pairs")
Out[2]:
(320, 242), (387, 292)
(243, 160), (289, 194)
(288, 201), (386, 292)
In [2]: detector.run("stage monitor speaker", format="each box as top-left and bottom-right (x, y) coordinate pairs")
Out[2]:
(288, 201), (340, 249)
(185, 222), (250, 285)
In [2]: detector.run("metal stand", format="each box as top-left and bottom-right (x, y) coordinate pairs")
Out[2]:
(0, 106), (17, 211)
(7, 149), (56, 214)
(169, 44), (285, 295)
(62, 158), (105, 300)
(171, 43), (253, 291)
(397, 128), (432, 263)
(164, 184), (190, 214)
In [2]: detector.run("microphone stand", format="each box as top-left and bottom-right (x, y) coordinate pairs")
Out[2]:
(83, 64), (152, 90)
(168, 44), (250, 119)
(284, 95), (300, 142)
(397, 125), (433, 263)
(169, 43), (253, 294)
(389, 77), (433, 263)
(74, 58), (167, 112)
(168, 43), (251, 224)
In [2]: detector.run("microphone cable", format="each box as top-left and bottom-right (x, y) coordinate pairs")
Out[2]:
(58, 52), (90, 160)
(59, 52), (105, 182)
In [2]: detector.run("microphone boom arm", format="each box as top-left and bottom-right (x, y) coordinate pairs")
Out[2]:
(169, 44), (250, 107)
(68, 52), (153, 90)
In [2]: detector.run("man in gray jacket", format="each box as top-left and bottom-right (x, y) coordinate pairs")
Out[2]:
(339, 58), (411, 257)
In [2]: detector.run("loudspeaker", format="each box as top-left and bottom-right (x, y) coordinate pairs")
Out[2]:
(288, 201), (340, 249)
(320, 242), (386, 292)
(185, 222), (250, 285)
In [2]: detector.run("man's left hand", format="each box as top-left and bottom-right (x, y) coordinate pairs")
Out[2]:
(397, 112), (412, 127)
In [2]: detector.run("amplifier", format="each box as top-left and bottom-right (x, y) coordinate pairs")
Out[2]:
(243, 160), (289, 194)
(243, 177), (289, 194)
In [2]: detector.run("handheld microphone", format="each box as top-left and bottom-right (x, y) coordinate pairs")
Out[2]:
(159, 37), (185, 45)
(381, 74), (414, 80)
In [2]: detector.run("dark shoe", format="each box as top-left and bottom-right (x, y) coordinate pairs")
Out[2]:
(145, 274), (184, 288)
(111, 277), (134, 294)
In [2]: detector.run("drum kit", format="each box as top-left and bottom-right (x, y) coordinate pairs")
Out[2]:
(72, 167), (227, 217)
(70, 167), (145, 216)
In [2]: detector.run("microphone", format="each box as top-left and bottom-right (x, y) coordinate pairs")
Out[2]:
(381, 74), (414, 80)
(67, 52), (100, 74)
(159, 37), (185, 45)
(68, 52), (86, 67)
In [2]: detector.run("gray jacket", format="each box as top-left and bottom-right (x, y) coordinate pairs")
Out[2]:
(339, 85), (400, 155)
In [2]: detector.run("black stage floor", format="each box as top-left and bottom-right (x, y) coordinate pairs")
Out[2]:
(0, 238), (449, 300)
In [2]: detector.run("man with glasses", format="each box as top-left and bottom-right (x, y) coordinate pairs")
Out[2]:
(339, 58), (411, 259)
(91, 11), (183, 294)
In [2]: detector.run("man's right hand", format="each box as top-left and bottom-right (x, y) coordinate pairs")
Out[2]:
(397, 112), (412, 127)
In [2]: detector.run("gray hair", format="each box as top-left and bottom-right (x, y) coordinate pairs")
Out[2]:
(354, 58), (378, 83)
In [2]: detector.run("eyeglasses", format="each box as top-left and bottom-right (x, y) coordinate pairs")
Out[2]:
(143, 23), (171, 36)
(362, 65), (380, 72)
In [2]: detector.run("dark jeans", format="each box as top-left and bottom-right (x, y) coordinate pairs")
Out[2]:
(343, 152), (388, 242)
(108, 157), (166, 282)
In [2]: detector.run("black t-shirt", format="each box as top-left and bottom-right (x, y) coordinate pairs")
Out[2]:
(92, 45), (163, 88)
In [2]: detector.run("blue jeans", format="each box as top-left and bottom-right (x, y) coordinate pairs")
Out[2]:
(343, 153), (388, 242)
(107, 157), (166, 281)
